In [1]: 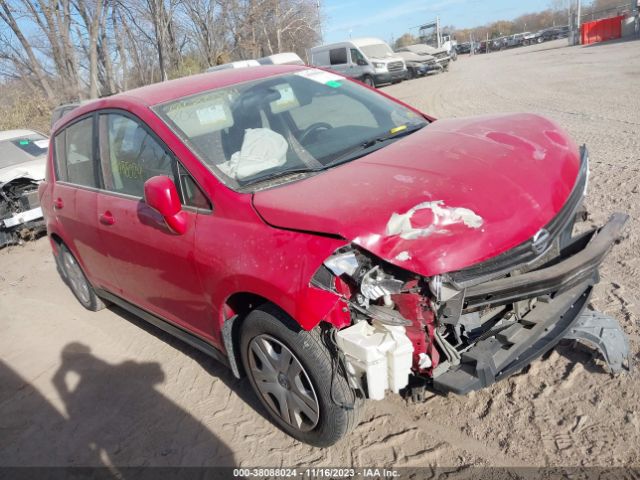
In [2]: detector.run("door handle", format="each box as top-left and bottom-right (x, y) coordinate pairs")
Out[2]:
(53, 198), (64, 210)
(99, 211), (115, 226)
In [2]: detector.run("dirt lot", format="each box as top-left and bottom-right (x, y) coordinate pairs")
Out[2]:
(1, 39), (639, 470)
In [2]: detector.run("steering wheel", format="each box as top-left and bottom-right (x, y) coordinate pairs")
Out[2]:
(299, 122), (332, 144)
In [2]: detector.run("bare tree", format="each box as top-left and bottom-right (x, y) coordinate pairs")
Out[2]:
(0, 1), (56, 102)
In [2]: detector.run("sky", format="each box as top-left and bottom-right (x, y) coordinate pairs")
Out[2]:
(322, 0), (554, 44)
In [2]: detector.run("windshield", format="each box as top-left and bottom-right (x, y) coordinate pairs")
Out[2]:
(155, 70), (428, 189)
(359, 43), (394, 59)
(0, 133), (48, 169)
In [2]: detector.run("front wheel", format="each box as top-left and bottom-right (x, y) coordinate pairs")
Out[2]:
(240, 305), (362, 447)
(362, 75), (375, 88)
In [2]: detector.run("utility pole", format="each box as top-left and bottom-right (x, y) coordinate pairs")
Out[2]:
(569, 0), (582, 45)
(316, 1), (323, 44)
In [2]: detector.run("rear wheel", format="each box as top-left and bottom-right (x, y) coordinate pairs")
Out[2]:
(58, 244), (106, 311)
(240, 304), (362, 447)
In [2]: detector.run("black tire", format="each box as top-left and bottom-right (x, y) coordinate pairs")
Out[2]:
(240, 304), (362, 447)
(362, 75), (375, 88)
(58, 243), (106, 312)
(408, 68), (416, 79)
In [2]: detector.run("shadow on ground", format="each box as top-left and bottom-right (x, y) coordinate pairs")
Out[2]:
(106, 303), (270, 421)
(0, 337), (237, 468)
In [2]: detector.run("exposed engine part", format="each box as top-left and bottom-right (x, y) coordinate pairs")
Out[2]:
(336, 320), (414, 400)
(366, 304), (412, 326)
(360, 265), (404, 301)
(418, 352), (432, 369)
(434, 328), (461, 366)
(1, 178), (45, 249)
(438, 289), (466, 325)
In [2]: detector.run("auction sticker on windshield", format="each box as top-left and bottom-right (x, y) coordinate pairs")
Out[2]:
(295, 69), (344, 88)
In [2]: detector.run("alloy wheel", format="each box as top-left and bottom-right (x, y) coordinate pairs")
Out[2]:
(62, 250), (91, 305)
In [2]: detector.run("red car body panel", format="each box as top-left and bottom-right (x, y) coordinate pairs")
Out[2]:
(253, 113), (580, 277)
(40, 65), (580, 345)
(41, 90), (352, 341)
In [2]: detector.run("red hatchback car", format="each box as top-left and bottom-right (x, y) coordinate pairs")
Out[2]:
(40, 65), (629, 446)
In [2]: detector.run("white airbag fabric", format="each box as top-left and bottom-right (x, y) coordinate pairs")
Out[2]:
(219, 128), (288, 180)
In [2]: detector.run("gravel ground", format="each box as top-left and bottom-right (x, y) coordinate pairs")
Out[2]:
(1, 38), (639, 470)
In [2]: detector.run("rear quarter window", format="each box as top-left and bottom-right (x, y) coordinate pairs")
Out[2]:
(54, 117), (99, 188)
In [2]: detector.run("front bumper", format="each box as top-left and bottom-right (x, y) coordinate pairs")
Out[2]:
(373, 70), (408, 84)
(417, 63), (442, 74)
(2, 206), (43, 228)
(433, 213), (629, 395)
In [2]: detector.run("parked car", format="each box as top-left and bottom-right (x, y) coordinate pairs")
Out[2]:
(51, 103), (81, 129)
(476, 40), (488, 53)
(523, 31), (543, 45)
(256, 52), (305, 66)
(206, 60), (260, 73)
(491, 36), (509, 51)
(309, 38), (407, 87)
(456, 42), (471, 54)
(40, 65), (630, 447)
(505, 32), (528, 48)
(395, 44), (451, 71)
(0, 129), (48, 248)
(394, 50), (442, 78)
(541, 25), (571, 41)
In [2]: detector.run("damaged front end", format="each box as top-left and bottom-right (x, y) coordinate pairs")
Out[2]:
(0, 177), (45, 248)
(317, 147), (630, 400)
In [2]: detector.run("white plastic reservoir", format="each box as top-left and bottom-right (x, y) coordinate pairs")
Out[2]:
(336, 321), (414, 400)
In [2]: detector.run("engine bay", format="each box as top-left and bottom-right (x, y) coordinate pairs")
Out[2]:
(0, 177), (45, 248)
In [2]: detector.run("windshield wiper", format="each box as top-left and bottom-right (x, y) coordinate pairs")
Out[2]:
(243, 166), (323, 186)
(324, 123), (428, 169)
(244, 123), (428, 186)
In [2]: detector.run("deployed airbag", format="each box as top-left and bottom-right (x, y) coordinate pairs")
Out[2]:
(218, 128), (288, 180)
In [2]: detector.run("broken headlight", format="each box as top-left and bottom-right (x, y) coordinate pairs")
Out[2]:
(323, 251), (359, 277)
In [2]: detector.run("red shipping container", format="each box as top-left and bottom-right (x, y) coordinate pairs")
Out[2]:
(581, 15), (625, 45)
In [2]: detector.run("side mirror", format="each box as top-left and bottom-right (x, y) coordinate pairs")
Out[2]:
(143, 176), (187, 235)
(357, 59), (368, 66)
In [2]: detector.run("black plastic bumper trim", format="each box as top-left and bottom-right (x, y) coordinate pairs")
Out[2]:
(433, 281), (592, 395)
(464, 213), (628, 309)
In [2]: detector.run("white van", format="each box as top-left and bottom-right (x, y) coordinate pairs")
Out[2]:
(308, 38), (407, 87)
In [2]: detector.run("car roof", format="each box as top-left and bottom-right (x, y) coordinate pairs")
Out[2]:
(0, 129), (42, 141)
(310, 37), (388, 52)
(98, 65), (307, 108)
(54, 64), (310, 131)
(350, 37), (388, 47)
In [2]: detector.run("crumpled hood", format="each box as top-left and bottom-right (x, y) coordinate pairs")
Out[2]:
(0, 158), (46, 185)
(252, 113), (581, 277)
